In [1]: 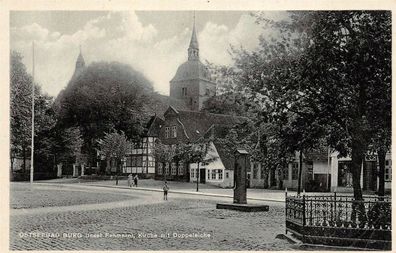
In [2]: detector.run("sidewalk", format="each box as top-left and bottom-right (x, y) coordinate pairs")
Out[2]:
(38, 178), (289, 203)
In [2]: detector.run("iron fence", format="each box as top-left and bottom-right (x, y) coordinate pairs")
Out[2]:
(285, 192), (391, 249)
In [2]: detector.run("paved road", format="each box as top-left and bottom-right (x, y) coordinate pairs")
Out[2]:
(10, 182), (295, 251)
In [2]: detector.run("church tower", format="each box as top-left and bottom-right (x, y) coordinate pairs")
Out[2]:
(73, 45), (85, 78)
(188, 16), (199, 61)
(169, 14), (216, 111)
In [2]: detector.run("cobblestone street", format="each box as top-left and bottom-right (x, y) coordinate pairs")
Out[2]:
(10, 182), (295, 250)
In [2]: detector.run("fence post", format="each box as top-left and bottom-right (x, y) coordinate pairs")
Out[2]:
(285, 187), (288, 234)
(334, 191), (337, 222)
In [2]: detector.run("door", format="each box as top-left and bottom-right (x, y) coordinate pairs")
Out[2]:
(200, 168), (206, 184)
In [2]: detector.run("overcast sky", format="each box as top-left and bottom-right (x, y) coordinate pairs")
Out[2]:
(10, 11), (287, 97)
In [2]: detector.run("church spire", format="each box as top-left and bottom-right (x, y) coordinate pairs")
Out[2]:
(73, 45), (85, 77)
(188, 12), (199, 61)
(76, 45), (85, 67)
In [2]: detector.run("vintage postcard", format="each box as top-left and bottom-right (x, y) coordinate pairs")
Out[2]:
(2, 0), (395, 252)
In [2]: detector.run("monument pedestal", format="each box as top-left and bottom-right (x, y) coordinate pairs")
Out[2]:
(216, 149), (269, 212)
(216, 203), (269, 212)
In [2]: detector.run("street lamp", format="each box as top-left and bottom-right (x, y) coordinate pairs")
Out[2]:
(30, 41), (35, 184)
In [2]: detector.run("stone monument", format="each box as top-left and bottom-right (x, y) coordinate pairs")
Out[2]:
(234, 149), (249, 204)
(216, 149), (269, 212)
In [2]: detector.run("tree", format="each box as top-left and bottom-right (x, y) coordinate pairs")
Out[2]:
(98, 131), (130, 185)
(55, 127), (84, 164)
(235, 11), (391, 202)
(178, 139), (215, 192)
(33, 90), (57, 176)
(10, 51), (33, 174)
(10, 51), (58, 179)
(152, 139), (177, 181)
(203, 62), (292, 189)
(287, 11), (391, 201)
(56, 61), (154, 169)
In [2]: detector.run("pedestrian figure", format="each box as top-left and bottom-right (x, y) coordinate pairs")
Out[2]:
(163, 181), (169, 200)
(134, 175), (138, 187)
(128, 174), (133, 187)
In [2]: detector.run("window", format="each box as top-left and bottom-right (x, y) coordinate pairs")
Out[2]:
(171, 162), (177, 175)
(219, 169), (223, 180)
(253, 164), (258, 179)
(211, 170), (216, 180)
(191, 168), (195, 178)
(260, 166), (265, 179)
(165, 163), (170, 175)
(126, 156), (132, 167)
(306, 161), (313, 180)
(165, 127), (170, 138)
(208, 169), (211, 180)
(136, 157), (142, 167)
(178, 162), (184, 175)
(130, 156), (142, 167)
(171, 126), (177, 138)
(158, 163), (163, 175)
(385, 159), (392, 182)
(226, 172), (229, 179)
(291, 162), (298, 180)
(182, 87), (187, 97)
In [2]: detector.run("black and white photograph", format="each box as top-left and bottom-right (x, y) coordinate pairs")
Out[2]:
(5, 1), (393, 251)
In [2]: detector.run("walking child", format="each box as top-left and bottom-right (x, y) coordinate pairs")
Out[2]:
(163, 181), (169, 200)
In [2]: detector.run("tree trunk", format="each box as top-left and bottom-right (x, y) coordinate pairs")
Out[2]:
(351, 143), (364, 201)
(270, 168), (276, 187)
(263, 168), (269, 189)
(350, 139), (367, 225)
(297, 149), (303, 195)
(196, 162), (200, 192)
(377, 147), (386, 198)
(10, 154), (14, 181)
(164, 162), (166, 182)
(23, 146), (26, 174)
(115, 159), (119, 185)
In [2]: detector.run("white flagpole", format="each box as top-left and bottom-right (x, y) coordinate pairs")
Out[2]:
(30, 41), (35, 184)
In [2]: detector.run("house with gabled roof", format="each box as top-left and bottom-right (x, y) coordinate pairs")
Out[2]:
(154, 106), (246, 187)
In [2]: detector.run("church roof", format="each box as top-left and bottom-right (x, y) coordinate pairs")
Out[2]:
(189, 21), (199, 49)
(164, 107), (247, 141)
(144, 93), (189, 116)
(170, 60), (212, 82)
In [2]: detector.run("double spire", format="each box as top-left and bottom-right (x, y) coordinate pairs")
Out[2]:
(188, 12), (199, 61)
(73, 44), (85, 77)
(76, 44), (85, 66)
